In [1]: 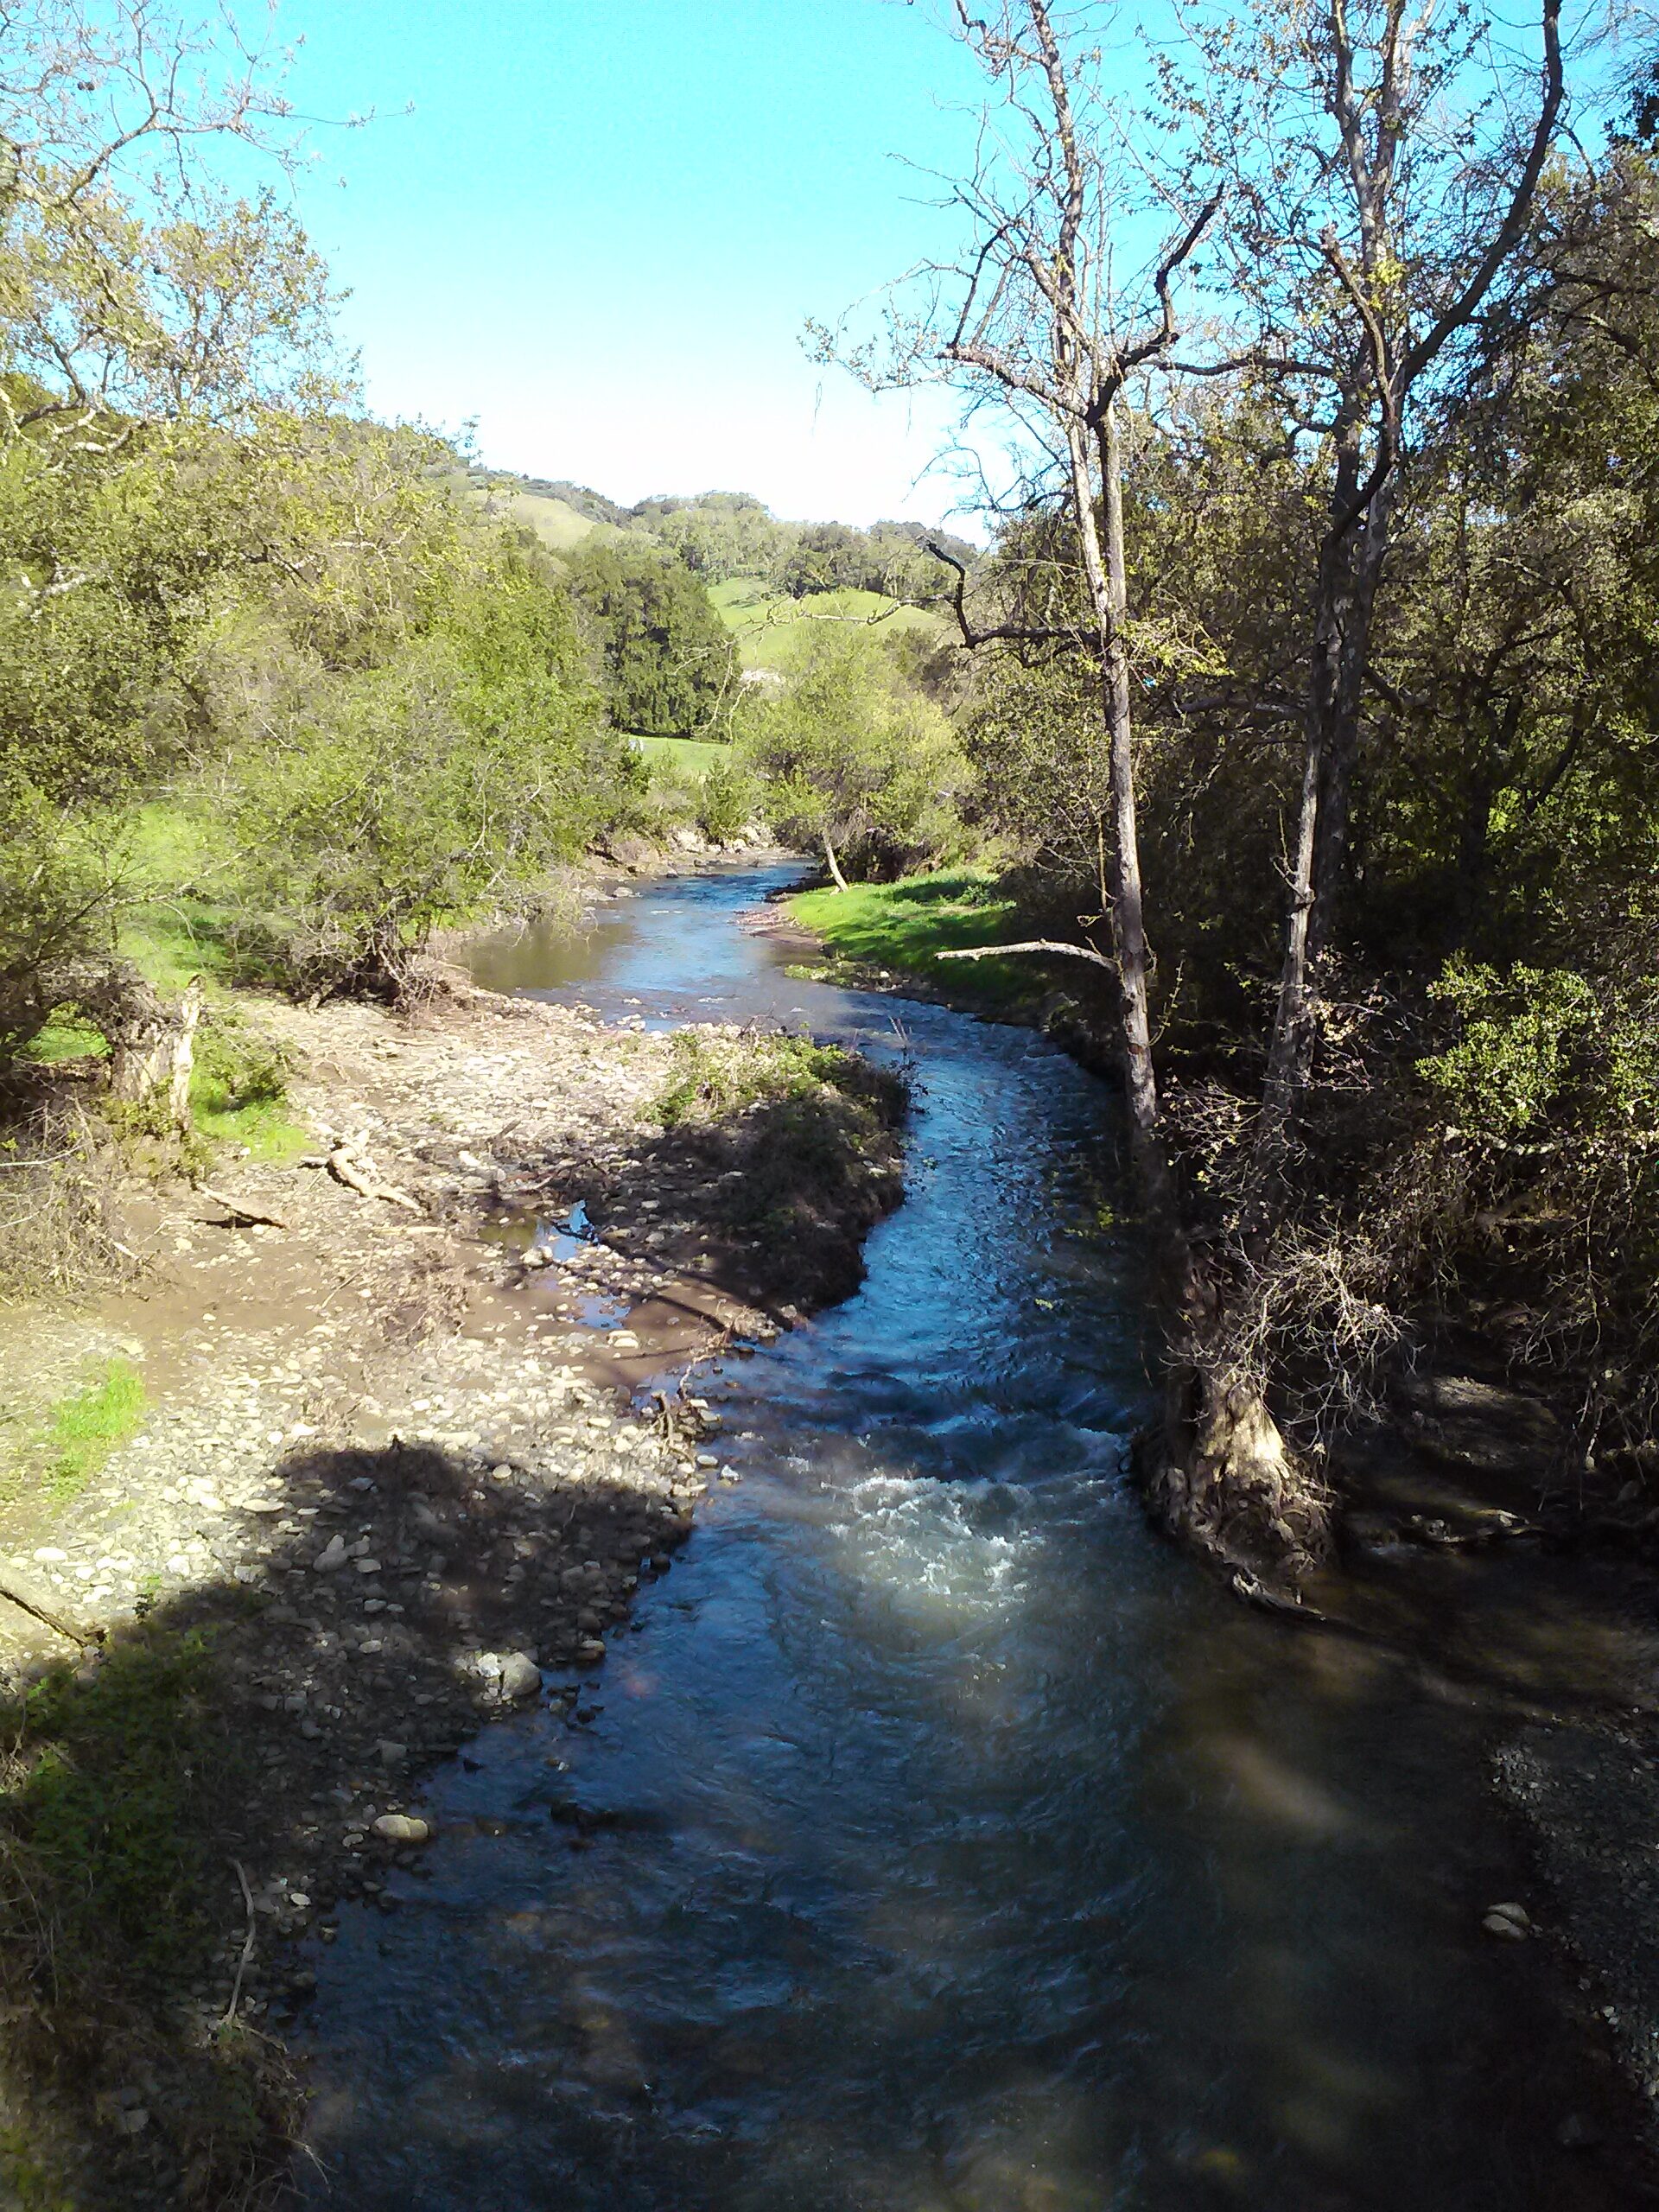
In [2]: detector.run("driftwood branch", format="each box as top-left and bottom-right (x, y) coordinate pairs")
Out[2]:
(325, 1146), (422, 1215)
(0, 1564), (99, 1645)
(938, 938), (1116, 969)
(224, 1858), (257, 2024)
(193, 1184), (288, 1230)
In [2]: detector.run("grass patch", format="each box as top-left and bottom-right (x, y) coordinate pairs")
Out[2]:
(630, 1025), (909, 1301)
(632, 734), (729, 783)
(789, 869), (1044, 1011)
(43, 798), (311, 1162)
(188, 1020), (308, 1165)
(648, 1028), (866, 1131)
(491, 486), (597, 552)
(22, 1018), (108, 1067)
(115, 802), (239, 995)
(36, 1360), (146, 1503)
(707, 579), (944, 672)
(9, 1626), (218, 1996)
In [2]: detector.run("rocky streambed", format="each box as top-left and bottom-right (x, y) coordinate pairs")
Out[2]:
(0, 958), (905, 2207)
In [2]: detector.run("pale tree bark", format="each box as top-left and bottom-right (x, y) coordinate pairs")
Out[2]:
(1255, 0), (1565, 1170)
(41, 960), (207, 1141)
(898, 1), (1321, 1586)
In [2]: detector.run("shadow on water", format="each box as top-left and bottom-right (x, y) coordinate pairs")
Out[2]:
(294, 864), (1656, 2210)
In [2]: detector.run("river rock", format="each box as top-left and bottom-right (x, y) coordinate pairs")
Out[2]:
(1483, 1901), (1532, 1938)
(497, 1650), (542, 1701)
(372, 1814), (430, 1845)
(313, 1534), (348, 1572)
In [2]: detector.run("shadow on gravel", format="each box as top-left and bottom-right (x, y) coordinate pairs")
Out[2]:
(0, 1022), (913, 2208)
(534, 1077), (909, 1318)
(0, 1433), (692, 2210)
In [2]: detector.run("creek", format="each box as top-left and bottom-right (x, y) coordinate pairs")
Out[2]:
(297, 861), (1642, 2210)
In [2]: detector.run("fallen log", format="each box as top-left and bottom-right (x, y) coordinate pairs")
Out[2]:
(938, 939), (1115, 969)
(0, 1564), (99, 1645)
(193, 1183), (288, 1231)
(326, 1145), (423, 1215)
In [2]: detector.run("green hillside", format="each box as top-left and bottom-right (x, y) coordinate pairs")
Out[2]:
(494, 488), (598, 551)
(709, 577), (944, 671)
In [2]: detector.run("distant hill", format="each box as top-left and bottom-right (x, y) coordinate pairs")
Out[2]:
(493, 488), (597, 551)
(709, 576), (947, 672)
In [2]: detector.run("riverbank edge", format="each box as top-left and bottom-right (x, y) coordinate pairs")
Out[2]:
(779, 868), (1659, 2158)
(0, 928), (907, 2208)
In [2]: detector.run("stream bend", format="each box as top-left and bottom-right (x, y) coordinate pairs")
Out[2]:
(299, 862), (1628, 2211)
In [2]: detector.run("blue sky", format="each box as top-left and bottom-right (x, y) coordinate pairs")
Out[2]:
(271, 2), (996, 527)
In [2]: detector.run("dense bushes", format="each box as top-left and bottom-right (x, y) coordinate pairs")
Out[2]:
(741, 625), (969, 880)
(565, 536), (737, 736)
(227, 565), (626, 996)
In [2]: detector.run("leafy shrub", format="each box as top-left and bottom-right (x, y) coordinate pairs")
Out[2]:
(649, 1029), (861, 1129)
(1418, 961), (1599, 1135)
(229, 574), (626, 997)
(742, 626), (969, 878)
(0, 784), (123, 1064)
(697, 753), (762, 843)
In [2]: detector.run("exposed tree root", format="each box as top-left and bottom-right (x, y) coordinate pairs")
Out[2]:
(1144, 1368), (1334, 1594)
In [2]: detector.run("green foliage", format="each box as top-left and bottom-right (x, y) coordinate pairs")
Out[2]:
(697, 753), (762, 842)
(1418, 963), (1599, 1136)
(742, 625), (969, 877)
(567, 536), (736, 736)
(789, 871), (1035, 1009)
(649, 1028), (860, 1130)
(0, 786), (123, 1057)
(2, 1624), (220, 2006)
(188, 1015), (307, 1162)
(228, 566), (621, 996)
(560, 486), (971, 601)
(34, 1359), (146, 1503)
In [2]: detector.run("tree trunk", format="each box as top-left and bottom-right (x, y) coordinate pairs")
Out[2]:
(1309, 485), (1392, 967)
(1147, 1338), (1331, 1586)
(1069, 411), (1324, 1586)
(1257, 440), (1392, 1166)
(1068, 405), (1170, 1219)
(822, 832), (850, 894)
(109, 974), (204, 1138)
(41, 960), (205, 1141)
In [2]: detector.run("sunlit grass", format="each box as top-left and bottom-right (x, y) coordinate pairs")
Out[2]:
(708, 578), (944, 672)
(22, 1016), (108, 1065)
(632, 733), (729, 783)
(789, 869), (1040, 1010)
(115, 798), (239, 994)
(34, 1359), (147, 1504)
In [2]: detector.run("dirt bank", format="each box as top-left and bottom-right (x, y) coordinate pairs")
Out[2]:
(0, 973), (906, 2208)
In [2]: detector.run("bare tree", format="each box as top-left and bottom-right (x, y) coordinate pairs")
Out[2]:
(1163, 0), (1567, 1167)
(821, 0), (1215, 1213)
(817, 2), (1348, 1586)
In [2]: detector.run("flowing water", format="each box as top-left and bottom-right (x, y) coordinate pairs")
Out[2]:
(299, 863), (1643, 2210)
